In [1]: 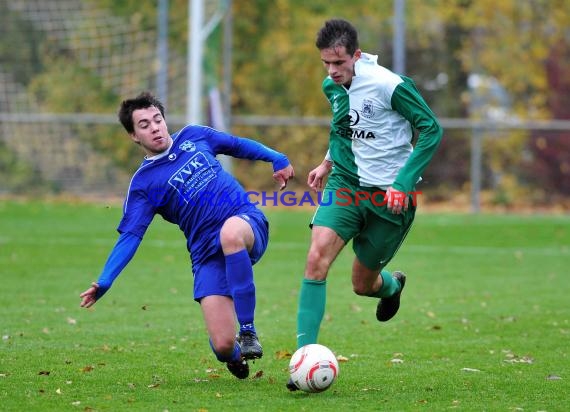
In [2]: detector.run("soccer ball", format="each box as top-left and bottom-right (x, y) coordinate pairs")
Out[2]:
(288, 344), (339, 393)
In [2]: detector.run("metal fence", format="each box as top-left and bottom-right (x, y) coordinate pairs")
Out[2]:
(1, 112), (569, 212)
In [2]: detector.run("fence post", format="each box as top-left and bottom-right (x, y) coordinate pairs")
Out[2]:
(470, 126), (482, 213)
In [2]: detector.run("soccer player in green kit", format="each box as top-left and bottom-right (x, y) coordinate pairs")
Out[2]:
(287, 19), (443, 391)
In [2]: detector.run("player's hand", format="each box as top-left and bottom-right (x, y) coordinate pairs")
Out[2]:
(307, 160), (333, 192)
(386, 187), (409, 214)
(79, 282), (99, 308)
(273, 164), (295, 191)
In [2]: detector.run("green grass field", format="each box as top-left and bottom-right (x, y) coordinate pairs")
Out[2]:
(1, 200), (569, 411)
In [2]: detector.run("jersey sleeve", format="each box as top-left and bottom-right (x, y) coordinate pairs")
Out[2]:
(95, 232), (142, 299)
(117, 186), (156, 238)
(390, 77), (443, 193)
(206, 127), (290, 171)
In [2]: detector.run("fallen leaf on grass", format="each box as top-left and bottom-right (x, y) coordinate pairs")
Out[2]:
(336, 355), (349, 362)
(500, 316), (516, 323)
(503, 354), (534, 364)
(275, 350), (292, 360)
(82, 366), (94, 373)
(147, 383), (160, 388)
(350, 303), (362, 313)
(38, 370), (50, 376)
(546, 374), (562, 380)
(461, 368), (481, 372)
(55, 388), (62, 394)
(252, 370), (264, 379)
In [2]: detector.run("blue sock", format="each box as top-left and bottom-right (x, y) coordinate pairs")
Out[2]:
(210, 339), (242, 363)
(225, 249), (257, 335)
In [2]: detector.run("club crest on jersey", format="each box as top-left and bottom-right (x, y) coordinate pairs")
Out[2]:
(361, 99), (374, 118)
(179, 140), (196, 152)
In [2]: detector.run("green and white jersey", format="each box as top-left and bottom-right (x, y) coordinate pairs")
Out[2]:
(323, 52), (442, 193)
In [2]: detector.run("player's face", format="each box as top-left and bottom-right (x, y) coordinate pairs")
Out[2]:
(130, 106), (172, 156)
(320, 46), (361, 87)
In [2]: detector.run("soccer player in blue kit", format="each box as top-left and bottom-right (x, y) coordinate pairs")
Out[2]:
(80, 92), (294, 379)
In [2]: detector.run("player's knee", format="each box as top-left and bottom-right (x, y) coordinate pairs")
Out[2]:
(220, 230), (246, 253)
(220, 218), (253, 254)
(304, 250), (330, 280)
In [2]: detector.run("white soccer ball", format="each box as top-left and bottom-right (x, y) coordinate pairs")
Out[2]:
(288, 344), (339, 393)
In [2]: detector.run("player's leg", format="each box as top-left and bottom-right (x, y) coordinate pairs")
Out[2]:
(286, 225), (344, 392)
(200, 295), (249, 379)
(297, 225), (346, 348)
(351, 255), (406, 321)
(288, 175), (361, 391)
(219, 213), (267, 359)
(352, 202), (416, 321)
(297, 176), (362, 348)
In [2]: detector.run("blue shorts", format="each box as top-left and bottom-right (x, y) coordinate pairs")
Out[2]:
(192, 211), (269, 301)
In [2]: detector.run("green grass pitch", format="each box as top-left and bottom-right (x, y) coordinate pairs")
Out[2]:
(1, 200), (569, 411)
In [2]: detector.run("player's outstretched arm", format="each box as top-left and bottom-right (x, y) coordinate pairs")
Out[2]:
(79, 232), (142, 308)
(79, 283), (100, 308)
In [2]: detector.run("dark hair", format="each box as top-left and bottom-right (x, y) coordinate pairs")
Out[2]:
(315, 19), (359, 56)
(118, 91), (166, 133)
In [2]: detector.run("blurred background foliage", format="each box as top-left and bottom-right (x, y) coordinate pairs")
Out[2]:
(1, 0), (569, 208)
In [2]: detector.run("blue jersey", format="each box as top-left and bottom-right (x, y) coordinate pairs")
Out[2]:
(117, 124), (289, 266)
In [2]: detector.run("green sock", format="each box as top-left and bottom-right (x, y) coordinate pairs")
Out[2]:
(371, 270), (400, 298)
(296, 278), (326, 348)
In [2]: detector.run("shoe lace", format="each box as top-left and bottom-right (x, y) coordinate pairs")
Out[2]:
(240, 332), (257, 346)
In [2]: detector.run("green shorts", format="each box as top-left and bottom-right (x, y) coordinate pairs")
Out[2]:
(311, 173), (416, 270)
